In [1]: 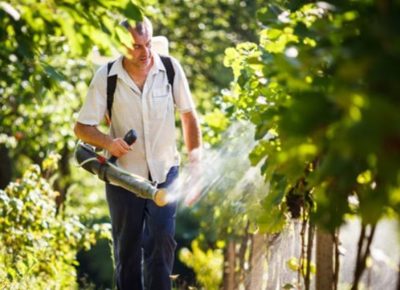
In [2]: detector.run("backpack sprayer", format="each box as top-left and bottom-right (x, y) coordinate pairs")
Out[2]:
(75, 129), (168, 207)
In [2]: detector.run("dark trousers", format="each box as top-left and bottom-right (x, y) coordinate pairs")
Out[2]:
(106, 166), (178, 290)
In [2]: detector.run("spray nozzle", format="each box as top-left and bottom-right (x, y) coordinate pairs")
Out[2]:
(154, 189), (168, 207)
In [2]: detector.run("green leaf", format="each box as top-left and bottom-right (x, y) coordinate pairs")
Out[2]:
(41, 62), (66, 82)
(283, 283), (295, 289)
(122, 1), (143, 22)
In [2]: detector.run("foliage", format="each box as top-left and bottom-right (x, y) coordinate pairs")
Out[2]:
(179, 239), (223, 290)
(286, 257), (315, 277)
(142, 0), (268, 146)
(0, 2), (142, 286)
(149, 0), (262, 91)
(224, 1), (400, 231)
(0, 163), (110, 289)
(0, 0), (142, 180)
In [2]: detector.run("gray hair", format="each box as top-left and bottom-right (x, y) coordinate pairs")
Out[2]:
(120, 17), (153, 36)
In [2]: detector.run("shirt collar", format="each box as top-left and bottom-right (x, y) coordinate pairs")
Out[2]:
(107, 55), (124, 77)
(106, 56), (135, 91)
(151, 53), (166, 74)
(107, 52), (165, 78)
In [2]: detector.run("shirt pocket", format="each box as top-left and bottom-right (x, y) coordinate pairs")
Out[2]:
(151, 84), (172, 119)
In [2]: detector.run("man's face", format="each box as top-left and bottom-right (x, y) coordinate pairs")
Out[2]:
(126, 29), (152, 68)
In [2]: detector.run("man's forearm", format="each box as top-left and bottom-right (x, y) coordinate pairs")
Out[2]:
(181, 111), (202, 156)
(74, 122), (112, 150)
(181, 110), (203, 206)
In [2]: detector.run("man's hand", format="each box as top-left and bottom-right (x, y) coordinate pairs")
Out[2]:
(183, 149), (203, 207)
(106, 138), (132, 157)
(74, 123), (136, 160)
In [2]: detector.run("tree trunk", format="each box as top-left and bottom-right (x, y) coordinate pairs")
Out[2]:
(236, 227), (250, 286)
(265, 234), (281, 290)
(304, 222), (315, 290)
(397, 258), (400, 290)
(246, 233), (266, 290)
(351, 224), (376, 290)
(333, 230), (340, 290)
(55, 147), (72, 212)
(316, 228), (334, 290)
(223, 240), (236, 290)
(0, 145), (12, 189)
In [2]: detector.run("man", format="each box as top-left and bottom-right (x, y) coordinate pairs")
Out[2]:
(74, 17), (202, 290)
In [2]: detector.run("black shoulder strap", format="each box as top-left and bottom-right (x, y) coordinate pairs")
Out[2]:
(107, 61), (117, 120)
(160, 55), (175, 89)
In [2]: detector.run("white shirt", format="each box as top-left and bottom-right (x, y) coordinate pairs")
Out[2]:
(77, 53), (195, 183)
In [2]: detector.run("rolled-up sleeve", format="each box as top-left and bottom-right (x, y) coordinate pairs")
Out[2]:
(77, 65), (107, 125)
(171, 57), (195, 113)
